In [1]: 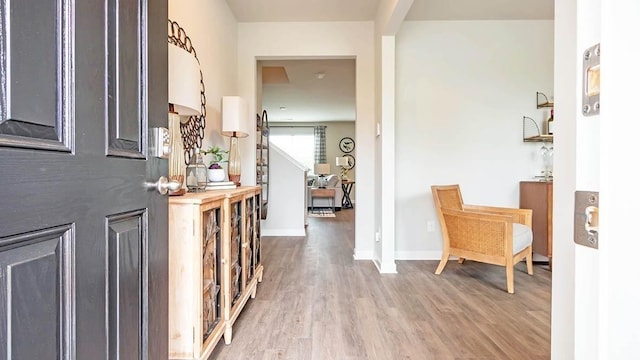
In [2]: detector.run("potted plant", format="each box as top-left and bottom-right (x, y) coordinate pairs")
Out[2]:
(201, 145), (228, 182)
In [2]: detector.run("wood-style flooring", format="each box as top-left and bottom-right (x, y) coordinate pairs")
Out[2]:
(209, 208), (551, 359)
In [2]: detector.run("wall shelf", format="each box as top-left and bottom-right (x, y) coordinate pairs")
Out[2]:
(536, 91), (554, 108)
(523, 116), (553, 143)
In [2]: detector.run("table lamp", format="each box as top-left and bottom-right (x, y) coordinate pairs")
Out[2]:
(168, 43), (202, 195)
(314, 163), (330, 188)
(221, 96), (249, 186)
(336, 156), (349, 180)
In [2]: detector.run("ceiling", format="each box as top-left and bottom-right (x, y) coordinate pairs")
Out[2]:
(260, 59), (356, 123)
(226, 0), (554, 22)
(231, 0), (554, 123)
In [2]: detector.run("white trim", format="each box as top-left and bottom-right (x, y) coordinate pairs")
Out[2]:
(394, 251), (444, 261)
(353, 249), (373, 260)
(375, 260), (397, 274)
(261, 229), (306, 237)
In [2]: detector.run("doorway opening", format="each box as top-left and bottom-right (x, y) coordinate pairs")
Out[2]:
(257, 58), (356, 231)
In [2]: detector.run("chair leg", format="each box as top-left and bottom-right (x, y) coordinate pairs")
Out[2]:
(506, 266), (514, 294)
(526, 247), (534, 275)
(435, 251), (449, 275)
(457, 258), (465, 264)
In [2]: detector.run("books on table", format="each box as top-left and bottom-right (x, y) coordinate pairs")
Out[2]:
(205, 181), (237, 190)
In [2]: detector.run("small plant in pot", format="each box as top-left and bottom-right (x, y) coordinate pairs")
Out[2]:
(201, 145), (228, 182)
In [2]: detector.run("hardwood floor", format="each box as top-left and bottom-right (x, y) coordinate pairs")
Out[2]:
(209, 208), (551, 359)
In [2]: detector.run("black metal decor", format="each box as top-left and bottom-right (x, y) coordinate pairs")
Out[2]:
(168, 19), (207, 164)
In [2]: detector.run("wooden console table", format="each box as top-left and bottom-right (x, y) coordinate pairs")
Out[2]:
(168, 187), (263, 359)
(310, 187), (335, 212)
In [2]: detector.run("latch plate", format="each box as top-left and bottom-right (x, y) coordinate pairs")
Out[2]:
(574, 190), (599, 249)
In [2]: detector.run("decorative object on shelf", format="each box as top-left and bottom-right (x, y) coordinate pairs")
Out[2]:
(256, 110), (270, 219)
(547, 109), (554, 135)
(536, 91), (554, 108)
(539, 143), (554, 181)
(167, 35), (202, 195)
(339, 136), (355, 153)
(202, 145), (228, 182)
(186, 148), (208, 192)
(314, 163), (330, 188)
(336, 156), (350, 180)
(205, 181), (236, 190)
(522, 116), (553, 143)
(168, 20), (207, 164)
(221, 96), (249, 187)
(343, 154), (355, 170)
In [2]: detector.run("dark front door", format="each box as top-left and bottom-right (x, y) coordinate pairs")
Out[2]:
(0, 0), (168, 358)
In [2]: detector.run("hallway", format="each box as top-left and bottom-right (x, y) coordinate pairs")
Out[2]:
(210, 209), (551, 359)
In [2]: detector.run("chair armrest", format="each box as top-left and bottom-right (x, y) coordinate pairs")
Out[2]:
(441, 208), (514, 256)
(463, 204), (532, 227)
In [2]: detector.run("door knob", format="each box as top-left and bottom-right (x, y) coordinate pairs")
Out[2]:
(146, 176), (181, 195)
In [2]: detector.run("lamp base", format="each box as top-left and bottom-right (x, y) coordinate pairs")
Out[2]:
(168, 112), (186, 194)
(227, 136), (241, 187)
(229, 174), (241, 187)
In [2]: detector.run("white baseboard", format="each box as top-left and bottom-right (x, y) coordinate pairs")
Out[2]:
(394, 251), (443, 260)
(261, 228), (306, 237)
(374, 260), (397, 274)
(353, 249), (373, 260)
(533, 253), (549, 262)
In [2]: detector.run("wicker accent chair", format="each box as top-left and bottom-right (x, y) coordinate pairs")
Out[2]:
(431, 184), (534, 294)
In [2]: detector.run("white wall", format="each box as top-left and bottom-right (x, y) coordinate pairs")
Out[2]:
(395, 20), (554, 259)
(237, 22), (375, 259)
(374, 0), (415, 273)
(261, 145), (307, 236)
(552, 0), (577, 358)
(168, 0), (238, 156)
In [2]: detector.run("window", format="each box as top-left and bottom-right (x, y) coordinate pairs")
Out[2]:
(270, 127), (316, 173)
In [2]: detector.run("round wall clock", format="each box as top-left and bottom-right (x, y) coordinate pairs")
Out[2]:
(339, 137), (355, 153)
(343, 154), (355, 169)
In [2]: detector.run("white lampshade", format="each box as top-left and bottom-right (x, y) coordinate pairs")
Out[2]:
(168, 44), (201, 115)
(221, 96), (249, 138)
(336, 156), (349, 166)
(314, 163), (330, 175)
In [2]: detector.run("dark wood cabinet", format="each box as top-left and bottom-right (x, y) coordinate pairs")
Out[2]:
(519, 181), (553, 267)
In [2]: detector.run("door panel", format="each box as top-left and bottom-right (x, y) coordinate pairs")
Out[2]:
(0, 0), (73, 151)
(107, 211), (145, 359)
(0, 225), (74, 359)
(0, 0), (168, 358)
(107, 0), (146, 157)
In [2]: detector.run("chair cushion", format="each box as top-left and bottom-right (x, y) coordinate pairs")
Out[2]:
(512, 223), (533, 254)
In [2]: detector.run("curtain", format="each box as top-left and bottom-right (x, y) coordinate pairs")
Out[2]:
(314, 126), (327, 164)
